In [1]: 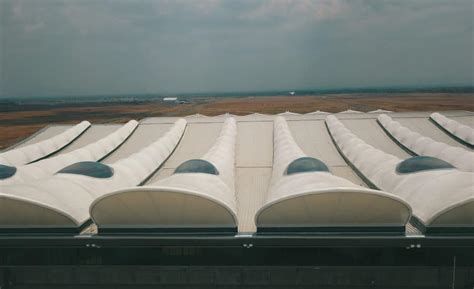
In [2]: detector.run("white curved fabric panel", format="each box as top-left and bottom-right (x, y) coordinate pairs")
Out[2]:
(368, 109), (392, 113)
(186, 113), (209, 118)
(306, 110), (329, 115)
(215, 113), (237, 118)
(430, 112), (474, 147)
(238, 113), (273, 121)
(0, 121), (90, 166)
(326, 115), (474, 233)
(1, 120), (139, 185)
(278, 111), (300, 116)
(378, 114), (474, 172)
(256, 117), (411, 232)
(90, 117), (238, 233)
(0, 119), (187, 231)
(339, 109), (363, 114)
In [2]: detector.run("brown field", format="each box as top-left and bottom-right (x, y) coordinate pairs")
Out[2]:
(0, 92), (473, 150)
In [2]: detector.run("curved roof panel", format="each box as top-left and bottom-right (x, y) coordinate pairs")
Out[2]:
(339, 118), (410, 159)
(305, 110), (329, 115)
(368, 109), (392, 113)
(90, 175), (237, 233)
(339, 109), (363, 114)
(0, 121), (90, 167)
(56, 124), (122, 155)
(326, 115), (474, 234)
(186, 113), (209, 118)
(0, 120), (138, 185)
(430, 112), (474, 148)
(91, 117), (238, 233)
(430, 200), (474, 232)
(256, 117), (411, 233)
(278, 111), (301, 116)
(378, 114), (474, 172)
(102, 122), (175, 163)
(0, 119), (187, 232)
(7, 125), (71, 149)
(237, 113), (274, 121)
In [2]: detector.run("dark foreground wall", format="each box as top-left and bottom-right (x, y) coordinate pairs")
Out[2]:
(1, 247), (473, 288)
(2, 265), (474, 289)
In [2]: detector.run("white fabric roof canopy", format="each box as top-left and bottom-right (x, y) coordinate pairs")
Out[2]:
(0, 120), (139, 185)
(256, 117), (411, 232)
(91, 117), (238, 233)
(326, 115), (473, 233)
(430, 112), (474, 147)
(0, 110), (472, 236)
(377, 114), (474, 172)
(0, 121), (90, 166)
(0, 119), (186, 231)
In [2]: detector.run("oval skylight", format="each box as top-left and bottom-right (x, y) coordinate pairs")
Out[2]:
(396, 156), (455, 174)
(0, 164), (17, 180)
(57, 161), (114, 178)
(285, 157), (330, 175)
(174, 159), (219, 175)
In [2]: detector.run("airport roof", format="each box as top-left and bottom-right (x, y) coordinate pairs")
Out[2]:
(0, 110), (472, 243)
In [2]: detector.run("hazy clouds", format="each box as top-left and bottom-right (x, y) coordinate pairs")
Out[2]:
(0, 0), (473, 97)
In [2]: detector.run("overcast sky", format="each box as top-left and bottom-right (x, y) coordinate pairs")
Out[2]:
(0, 0), (473, 97)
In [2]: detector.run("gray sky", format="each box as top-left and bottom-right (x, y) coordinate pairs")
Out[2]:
(0, 0), (473, 97)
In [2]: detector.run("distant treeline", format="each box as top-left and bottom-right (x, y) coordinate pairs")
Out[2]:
(1, 85), (473, 107)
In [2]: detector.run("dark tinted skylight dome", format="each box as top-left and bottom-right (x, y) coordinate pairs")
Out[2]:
(285, 157), (330, 175)
(0, 164), (16, 180)
(57, 161), (114, 178)
(396, 156), (455, 174)
(174, 159), (219, 175)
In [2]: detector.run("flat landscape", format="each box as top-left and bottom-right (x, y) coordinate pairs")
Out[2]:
(0, 92), (473, 150)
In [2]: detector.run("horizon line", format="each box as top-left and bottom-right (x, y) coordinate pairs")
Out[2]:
(1, 84), (473, 100)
